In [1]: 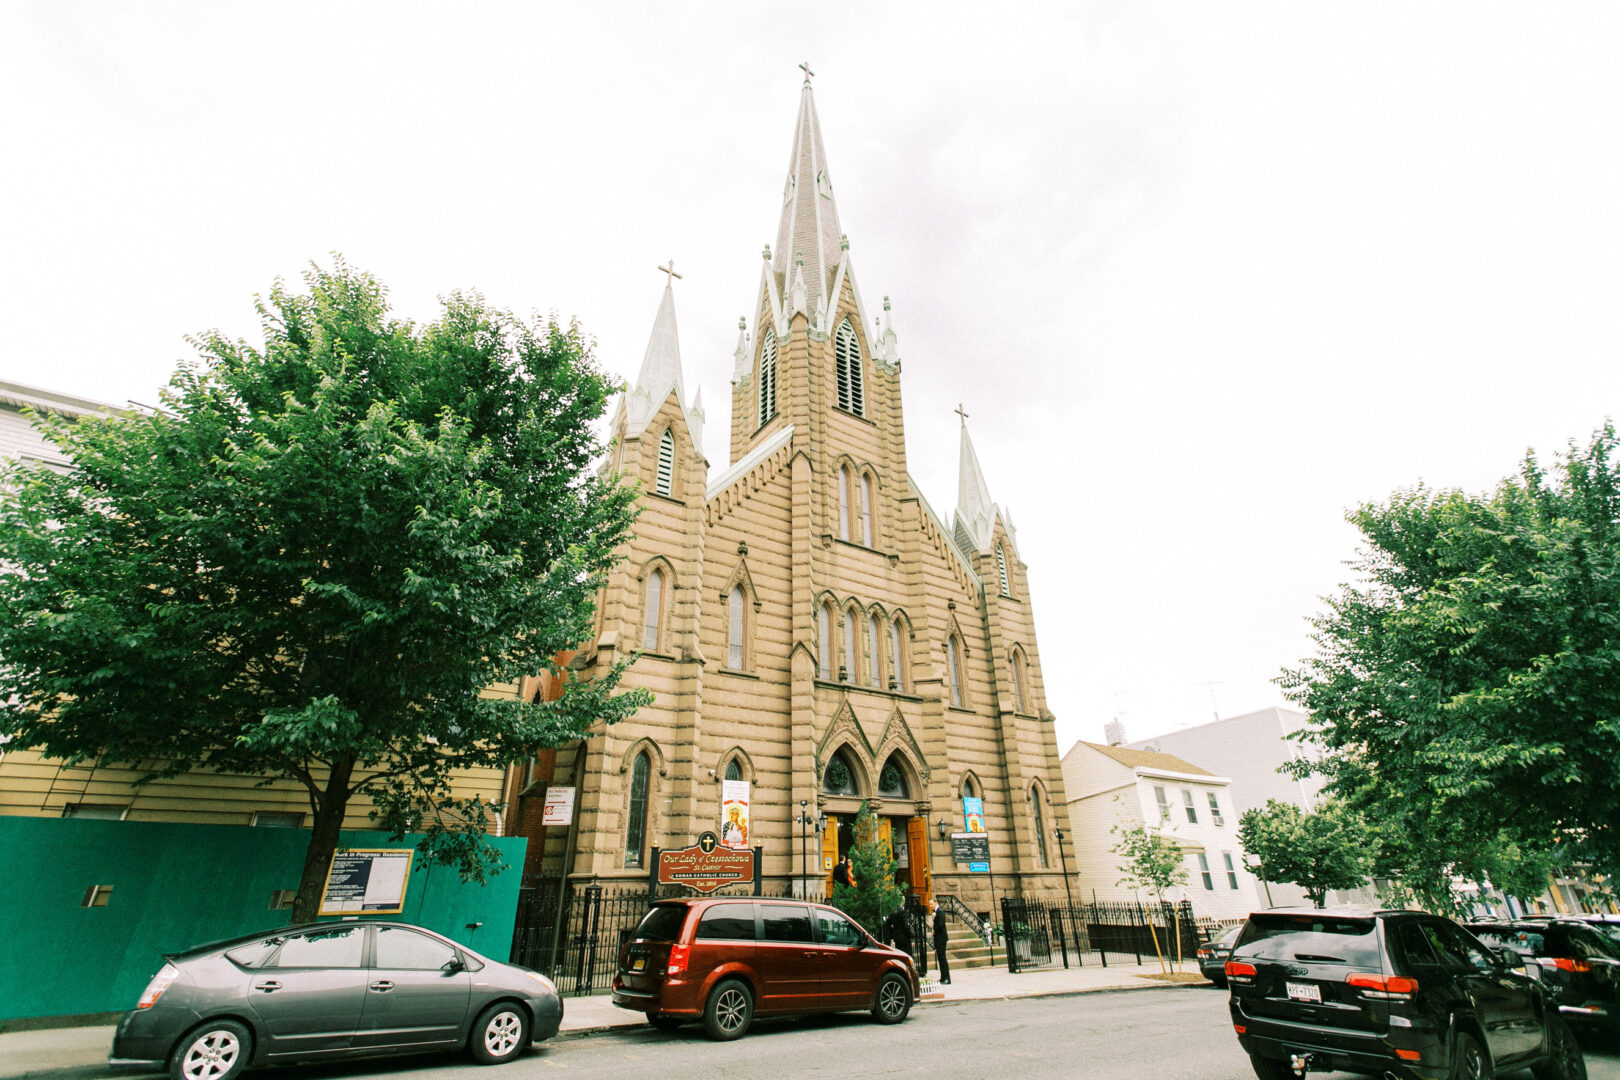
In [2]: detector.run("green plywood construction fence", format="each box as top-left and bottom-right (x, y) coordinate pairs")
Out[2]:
(0, 817), (527, 1022)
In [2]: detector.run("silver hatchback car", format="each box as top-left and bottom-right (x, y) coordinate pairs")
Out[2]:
(109, 921), (562, 1080)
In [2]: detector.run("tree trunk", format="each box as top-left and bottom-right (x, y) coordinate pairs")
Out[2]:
(290, 761), (355, 923)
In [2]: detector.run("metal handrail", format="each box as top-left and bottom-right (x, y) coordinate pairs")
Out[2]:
(936, 894), (989, 940)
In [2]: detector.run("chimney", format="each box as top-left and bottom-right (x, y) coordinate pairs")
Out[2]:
(1104, 718), (1126, 747)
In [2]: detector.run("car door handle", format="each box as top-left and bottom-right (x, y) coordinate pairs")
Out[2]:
(369, 981), (396, 993)
(254, 981), (282, 993)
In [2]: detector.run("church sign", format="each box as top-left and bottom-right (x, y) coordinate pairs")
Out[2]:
(656, 832), (755, 894)
(949, 832), (990, 869)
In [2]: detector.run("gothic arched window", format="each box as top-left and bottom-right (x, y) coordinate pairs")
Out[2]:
(655, 429), (674, 496)
(818, 603), (833, 679)
(725, 758), (743, 782)
(835, 318), (864, 416)
(1012, 648), (1029, 714)
(727, 585), (746, 670)
(889, 618), (905, 692)
(997, 543), (1010, 596)
(642, 568), (664, 652)
(859, 472), (874, 546)
(838, 466), (852, 541)
(823, 750), (858, 795)
(867, 613), (881, 688)
(879, 756), (909, 798)
(946, 635), (965, 707)
(1029, 785), (1049, 868)
(842, 609), (857, 683)
(758, 328), (777, 427)
(625, 752), (650, 868)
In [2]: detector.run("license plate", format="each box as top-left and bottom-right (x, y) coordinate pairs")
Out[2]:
(1286, 980), (1321, 1003)
(630, 957), (645, 972)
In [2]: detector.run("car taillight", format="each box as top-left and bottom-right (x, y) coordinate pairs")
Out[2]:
(1346, 973), (1419, 999)
(1541, 957), (1592, 973)
(666, 944), (689, 977)
(137, 964), (178, 1008)
(1233, 1025), (1247, 1034)
(1225, 961), (1257, 980)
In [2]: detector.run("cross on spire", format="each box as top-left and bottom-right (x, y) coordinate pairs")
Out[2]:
(799, 61), (814, 85)
(657, 259), (682, 284)
(954, 403), (970, 425)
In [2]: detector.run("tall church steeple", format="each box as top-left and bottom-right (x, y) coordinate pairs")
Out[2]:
(623, 267), (703, 454)
(772, 65), (845, 329)
(954, 409), (999, 554)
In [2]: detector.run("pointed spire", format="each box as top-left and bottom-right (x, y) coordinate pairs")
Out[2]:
(624, 273), (689, 439)
(730, 316), (752, 386)
(772, 69), (845, 323)
(954, 407), (997, 554)
(878, 295), (900, 371)
(689, 386), (705, 456)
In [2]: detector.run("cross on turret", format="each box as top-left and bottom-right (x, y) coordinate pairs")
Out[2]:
(955, 403), (970, 425)
(657, 259), (682, 283)
(799, 61), (814, 85)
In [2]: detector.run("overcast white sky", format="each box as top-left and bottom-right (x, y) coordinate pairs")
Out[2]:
(5, 2), (1619, 759)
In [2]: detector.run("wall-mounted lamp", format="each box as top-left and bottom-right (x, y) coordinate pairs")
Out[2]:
(817, 813), (829, 834)
(936, 819), (950, 841)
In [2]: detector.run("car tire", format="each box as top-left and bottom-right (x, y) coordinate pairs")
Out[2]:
(169, 1020), (251, 1080)
(647, 1013), (684, 1033)
(1531, 1016), (1587, 1080)
(702, 979), (754, 1041)
(1450, 1031), (1494, 1080)
(871, 972), (912, 1024)
(469, 1001), (529, 1065)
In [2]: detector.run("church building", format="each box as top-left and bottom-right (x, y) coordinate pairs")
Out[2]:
(509, 74), (1072, 911)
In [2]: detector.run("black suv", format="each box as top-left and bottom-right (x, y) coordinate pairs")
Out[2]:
(1467, 919), (1620, 1034)
(1227, 908), (1584, 1080)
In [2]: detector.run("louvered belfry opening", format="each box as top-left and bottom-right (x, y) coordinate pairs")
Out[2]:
(655, 429), (674, 495)
(835, 319), (863, 416)
(757, 328), (777, 426)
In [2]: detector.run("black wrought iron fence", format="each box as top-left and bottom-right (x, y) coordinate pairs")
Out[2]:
(998, 896), (1201, 973)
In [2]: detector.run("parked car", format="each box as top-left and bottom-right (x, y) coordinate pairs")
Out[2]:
(1198, 925), (1243, 987)
(1226, 907), (1584, 1080)
(1467, 918), (1620, 1033)
(1521, 913), (1620, 951)
(610, 897), (918, 1040)
(108, 922), (562, 1080)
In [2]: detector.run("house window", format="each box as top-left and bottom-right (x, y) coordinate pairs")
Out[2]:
(867, 614), (881, 688)
(642, 568), (664, 652)
(1029, 787), (1049, 868)
(946, 636), (964, 707)
(818, 604), (833, 679)
(1153, 786), (1170, 822)
(63, 804), (126, 820)
(997, 544), (1010, 596)
(251, 811), (304, 828)
(1223, 852), (1239, 890)
(757, 328), (777, 426)
(625, 752), (650, 868)
(1183, 789), (1198, 824)
(842, 610), (857, 683)
(888, 619), (904, 691)
(838, 466), (852, 540)
(727, 586), (745, 670)
(859, 473), (873, 546)
(81, 885), (114, 907)
(1208, 792), (1224, 826)
(835, 318), (864, 416)
(1197, 853), (1214, 891)
(655, 429), (675, 496)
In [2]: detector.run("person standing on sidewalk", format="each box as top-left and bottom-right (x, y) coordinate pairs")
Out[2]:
(931, 901), (951, 984)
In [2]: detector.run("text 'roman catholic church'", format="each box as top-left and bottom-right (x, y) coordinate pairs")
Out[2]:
(507, 72), (1070, 909)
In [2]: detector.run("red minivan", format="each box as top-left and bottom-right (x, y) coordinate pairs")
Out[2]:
(611, 897), (918, 1040)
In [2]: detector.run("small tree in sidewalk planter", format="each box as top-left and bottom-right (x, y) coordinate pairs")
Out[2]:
(832, 801), (905, 938)
(1113, 821), (1191, 974)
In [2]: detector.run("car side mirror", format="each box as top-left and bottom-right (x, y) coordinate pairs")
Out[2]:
(443, 956), (465, 974)
(1494, 947), (1524, 970)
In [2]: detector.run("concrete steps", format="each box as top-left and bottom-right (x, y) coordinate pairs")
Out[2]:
(940, 923), (1000, 971)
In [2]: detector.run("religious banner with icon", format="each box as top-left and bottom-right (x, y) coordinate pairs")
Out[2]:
(962, 796), (986, 833)
(720, 779), (750, 849)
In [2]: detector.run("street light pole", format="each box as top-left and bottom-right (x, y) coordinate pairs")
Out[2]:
(798, 799), (808, 898)
(1054, 824), (1075, 911)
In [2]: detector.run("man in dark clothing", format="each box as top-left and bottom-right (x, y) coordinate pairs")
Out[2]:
(931, 901), (951, 984)
(888, 910), (913, 958)
(832, 855), (850, 888)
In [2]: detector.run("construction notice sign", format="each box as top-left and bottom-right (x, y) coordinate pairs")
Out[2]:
(319, 849), (413, 915)
(541, 786), (576, 827)
(657, 832), (754, 894)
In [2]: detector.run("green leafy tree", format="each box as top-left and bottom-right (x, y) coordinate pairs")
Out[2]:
(1281, 423), (1620, 901)
(832, 801), (905, 936)
(0, 260), (651, 922)
(1113, 821), (1190, 971)
(1237, 799), (1371, 907)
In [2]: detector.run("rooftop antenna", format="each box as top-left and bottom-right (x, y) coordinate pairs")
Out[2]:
(1201, 681), (1223, 723)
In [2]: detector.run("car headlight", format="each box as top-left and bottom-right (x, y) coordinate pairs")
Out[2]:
(525, 970), (556, 994)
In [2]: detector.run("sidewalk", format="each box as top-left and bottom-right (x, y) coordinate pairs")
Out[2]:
(0, 960), (1205, 1078)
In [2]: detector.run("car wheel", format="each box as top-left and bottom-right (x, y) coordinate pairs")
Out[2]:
(1247, 1053), (1294, 1080)
(169, 1020), (250, 1080)
(871, 972), (912, 1024)
(1451, 1032), (1494, 1080)
(702, 979), (754, 1041)
(469, 1002), (529, 1065)
(1531, 1017), (1587, 1080)
(647, 1013), (684, 1033)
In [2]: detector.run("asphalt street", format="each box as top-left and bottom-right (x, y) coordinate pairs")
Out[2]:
(237, 987), (1620, 1080)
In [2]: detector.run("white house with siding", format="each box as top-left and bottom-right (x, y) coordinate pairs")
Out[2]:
(1061, 740), (1268, 921)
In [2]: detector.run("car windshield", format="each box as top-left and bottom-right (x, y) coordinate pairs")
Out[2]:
(1233, 914), (1381, 967)
(634, 904), (690, 943)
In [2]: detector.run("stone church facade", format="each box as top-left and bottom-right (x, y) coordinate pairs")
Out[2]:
(510, 77), (1071, 911)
